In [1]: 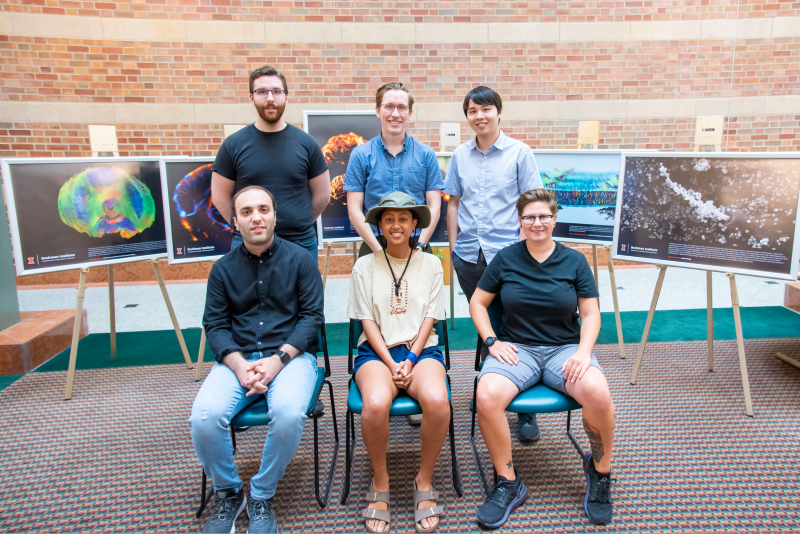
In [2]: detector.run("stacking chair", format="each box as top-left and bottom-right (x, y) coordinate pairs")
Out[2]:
(469, 301), (585, 496)
(196, 324), (339, 515)
(340, 317), (463, 504)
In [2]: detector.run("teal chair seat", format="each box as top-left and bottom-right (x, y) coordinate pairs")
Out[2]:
(341, 317), (463, 504)
(232, 367), (326, 427)
(196, 326), (339, 515)
(506, 384), (581, 414)
(346, 376), (452, 416)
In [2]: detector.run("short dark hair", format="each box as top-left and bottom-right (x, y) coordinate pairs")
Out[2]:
(516, 188), (558, 216)
(375, 82), (415, 111)
(463, 86), (503, 117)
(249, 65), (288, 95)
(232, 185), (277, 216)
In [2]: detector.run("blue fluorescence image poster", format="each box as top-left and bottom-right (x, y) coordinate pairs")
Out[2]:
(534, 150), (622, 245)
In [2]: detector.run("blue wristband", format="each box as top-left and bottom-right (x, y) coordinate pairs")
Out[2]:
(405, 351), (419, 366)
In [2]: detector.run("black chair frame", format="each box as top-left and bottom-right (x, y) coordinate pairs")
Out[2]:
(469, 326), (584, 497)
(196, 324), (340, 516)
(340, 318), (463, 504)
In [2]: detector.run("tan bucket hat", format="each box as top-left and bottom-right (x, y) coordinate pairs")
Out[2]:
(364, 191), (431, 228)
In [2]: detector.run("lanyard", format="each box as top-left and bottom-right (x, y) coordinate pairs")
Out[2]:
(383, 249), (413, 297)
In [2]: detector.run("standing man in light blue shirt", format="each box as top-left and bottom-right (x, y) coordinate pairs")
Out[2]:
(344, 82), (443, 254)
(444, 86), (544, 444)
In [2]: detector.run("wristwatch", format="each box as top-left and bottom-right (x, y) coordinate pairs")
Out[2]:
(417, 241), (427, 250)
(274, 351), (292, 365)
(484, 336), (497, 347)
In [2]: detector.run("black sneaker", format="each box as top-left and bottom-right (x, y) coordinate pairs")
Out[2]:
(246, 497), (278, 533)
(202, 488), (246, 533)
(476, 468), (528, 529)
(517, 413), (541, 443)
(583, 452), (615, 525)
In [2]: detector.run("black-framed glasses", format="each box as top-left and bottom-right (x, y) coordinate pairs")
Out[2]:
(253, 88), (286, 98)
(521, 214), (553, 223)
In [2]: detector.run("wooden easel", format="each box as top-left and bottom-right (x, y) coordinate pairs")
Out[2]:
(64, 259), (194, 400)
(629, 266), (754, 417)
(693, 116), (723, 152)
(566, 125), (626, 358)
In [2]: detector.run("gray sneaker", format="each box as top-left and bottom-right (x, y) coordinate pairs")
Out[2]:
(247, 497), (278, 533)
(517, 413), (541, 443)
(407, 413), (423, 426)
(202, 489), (246, 533)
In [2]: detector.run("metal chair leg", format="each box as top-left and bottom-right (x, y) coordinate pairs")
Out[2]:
(341, 409), (355, 504)
(196, 469), (214, 518)
(313, 380), (340, 509)
(448, 400), (463, 496)
(566, 410), (585, 460)
(469, 379), (491, 498)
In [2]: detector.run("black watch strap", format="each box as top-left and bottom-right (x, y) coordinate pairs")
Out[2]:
(275, 351), (291, 365)
(484, 336), (497, 347)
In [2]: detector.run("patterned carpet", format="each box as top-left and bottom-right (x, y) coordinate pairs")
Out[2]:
(1, 338), (799, 532)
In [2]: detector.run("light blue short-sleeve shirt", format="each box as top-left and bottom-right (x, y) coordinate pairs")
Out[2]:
(443, 131), (543, 264)
(343, 133), (444, 211)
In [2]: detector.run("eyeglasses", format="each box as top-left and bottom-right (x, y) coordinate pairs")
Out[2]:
(520, 214), (553, 223)
(381, 103), (409, 114)
(253, 88), (286, 98)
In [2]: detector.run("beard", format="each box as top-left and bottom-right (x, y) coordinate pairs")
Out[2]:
(256, 102), (286, 125)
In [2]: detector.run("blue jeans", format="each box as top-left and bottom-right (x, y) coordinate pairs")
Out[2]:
(231, 234), (319, 262)
(188, 352), (318, 500)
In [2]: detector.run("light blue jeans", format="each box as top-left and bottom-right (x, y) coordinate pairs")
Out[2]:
(189, 351), (318, 500)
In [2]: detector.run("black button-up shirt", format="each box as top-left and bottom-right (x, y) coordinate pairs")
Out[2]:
(203, 236), (323, 363)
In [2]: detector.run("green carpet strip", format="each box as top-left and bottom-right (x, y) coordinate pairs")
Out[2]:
(30, 306), (800, 373)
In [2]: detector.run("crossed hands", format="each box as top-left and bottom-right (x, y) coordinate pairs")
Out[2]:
(236, 356), (284, 396)
(392, 358), (414, 389)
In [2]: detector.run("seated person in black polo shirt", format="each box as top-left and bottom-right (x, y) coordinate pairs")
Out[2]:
(189, 185), (323, 534)
(469, 188), (616, 529)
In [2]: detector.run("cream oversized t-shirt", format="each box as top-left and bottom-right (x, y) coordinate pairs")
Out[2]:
(347, 250), (445, 350)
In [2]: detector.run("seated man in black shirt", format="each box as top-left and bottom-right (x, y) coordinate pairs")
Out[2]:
(469, 188), (616, 529)
(189, 185), (324, 534)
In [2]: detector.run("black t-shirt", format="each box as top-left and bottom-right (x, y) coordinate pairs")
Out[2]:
(213, 123), (329, 241)
(477, 241), (599, 346)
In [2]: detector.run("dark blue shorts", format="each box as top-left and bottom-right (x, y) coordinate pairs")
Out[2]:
(353, 341), (445, 377)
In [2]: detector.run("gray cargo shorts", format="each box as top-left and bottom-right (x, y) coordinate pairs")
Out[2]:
(477, 343), (603, 395)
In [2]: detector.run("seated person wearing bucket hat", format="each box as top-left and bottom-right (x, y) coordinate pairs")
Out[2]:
(347, 191), (449, 534)
(470, 189), (616, 529)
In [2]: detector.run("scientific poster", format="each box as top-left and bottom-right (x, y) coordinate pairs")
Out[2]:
(303, 111), (381, 242)
(429, 153), (452, 246)
(2, 158), (167, 276)
(535, 150), (621, 245)
(613, 153), (800, 280)
(160, 157), (232, 264)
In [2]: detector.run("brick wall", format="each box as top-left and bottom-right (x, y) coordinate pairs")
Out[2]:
(1, 3), (799, 276)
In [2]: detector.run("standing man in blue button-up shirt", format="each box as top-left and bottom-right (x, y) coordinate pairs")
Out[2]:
(443, 86), (544, 445)
(344, 82), (444, 254)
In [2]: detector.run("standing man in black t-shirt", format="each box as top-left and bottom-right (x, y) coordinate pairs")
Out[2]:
(211, 65), (331, 260)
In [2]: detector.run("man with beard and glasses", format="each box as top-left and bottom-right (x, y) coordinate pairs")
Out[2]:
(211, 65), (330, 260)
(190, 186), (324, 534)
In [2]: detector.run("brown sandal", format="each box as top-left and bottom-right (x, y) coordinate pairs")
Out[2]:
(413, 479), (444, 533)
(363, 479), (390, 533)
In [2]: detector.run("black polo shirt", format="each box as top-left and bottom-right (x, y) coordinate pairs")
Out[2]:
(477, 241), (599, 346)
(203, 236), (323, 362)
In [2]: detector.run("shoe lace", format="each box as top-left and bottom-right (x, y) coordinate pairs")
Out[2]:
(211, 494), (239, 519)
(249, 498), (273, 519)
(594, 476), (616, 504)
(518, 412), (535, 424)
(486, 480), (510, 504)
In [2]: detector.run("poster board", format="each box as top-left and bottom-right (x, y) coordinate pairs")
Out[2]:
(160, 157), (232, 264)
(1, 157), (167, 276)
(612, 152), (800, 280)
(429, 152), (452, 246)
(303, 110), (381, 243)
(534, 149), (621, 245)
